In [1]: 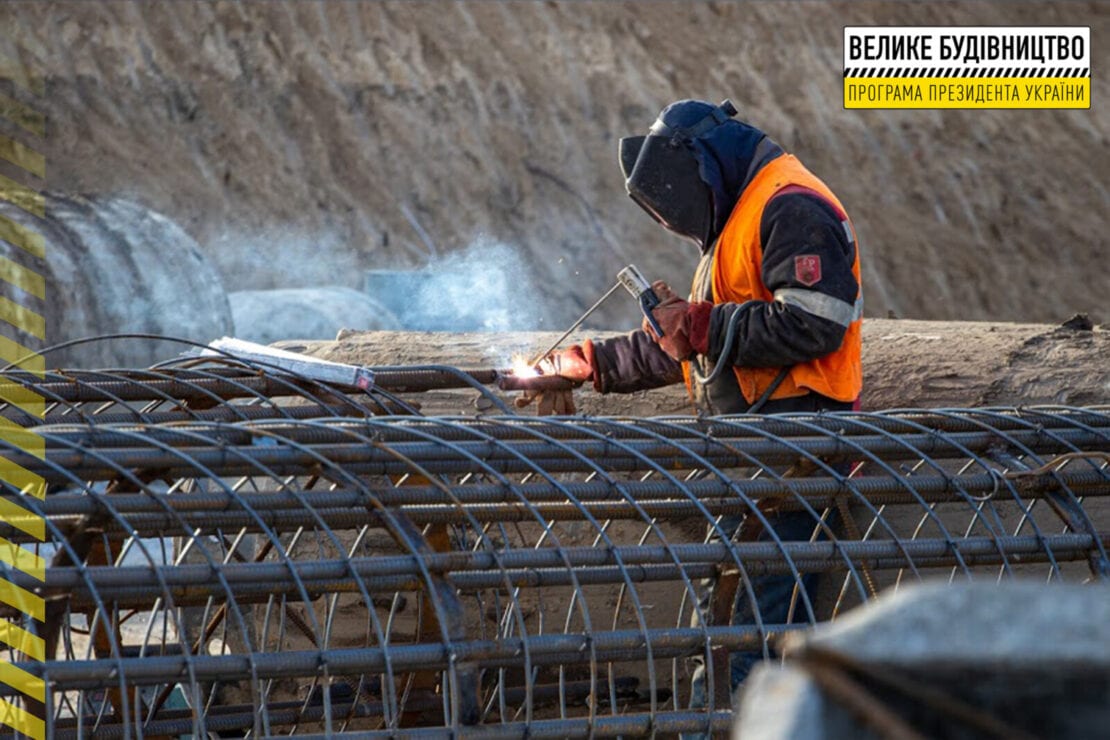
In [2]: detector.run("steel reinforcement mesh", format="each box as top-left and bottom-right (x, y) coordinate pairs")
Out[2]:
(0, 358), (1107, 737)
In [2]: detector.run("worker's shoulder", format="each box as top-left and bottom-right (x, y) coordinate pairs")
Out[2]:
(761, 188), (847, 232)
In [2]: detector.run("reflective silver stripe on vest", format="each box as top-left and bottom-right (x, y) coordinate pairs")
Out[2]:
(774, 288), (863, 328)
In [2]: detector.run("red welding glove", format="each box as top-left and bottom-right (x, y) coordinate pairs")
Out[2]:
(641, 281), (712, 361)
(512, 342), (596, 416)
(542, 342), (596, 384)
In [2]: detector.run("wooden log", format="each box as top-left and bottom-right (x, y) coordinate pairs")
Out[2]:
(274, 318), (1109, 415)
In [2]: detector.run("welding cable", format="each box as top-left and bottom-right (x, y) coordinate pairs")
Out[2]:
(690, 300), (757, 386)
(159, 339), (426, 418)
(170, 354), (395, 420)
(0, 332), (213, 371)
(688, 300), (790, 413)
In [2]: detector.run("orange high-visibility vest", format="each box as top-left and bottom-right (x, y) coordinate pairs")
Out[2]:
(686, 154), (862, 405)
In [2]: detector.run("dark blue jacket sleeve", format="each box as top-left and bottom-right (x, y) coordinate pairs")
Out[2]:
(707, 192), (859, 368)
(590, 330), (684, 394)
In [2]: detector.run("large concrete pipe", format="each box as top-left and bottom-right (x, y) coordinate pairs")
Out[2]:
(0, 193), (232, 368)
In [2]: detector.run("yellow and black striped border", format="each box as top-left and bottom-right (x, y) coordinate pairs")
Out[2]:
(0, 36), (47, 740)
(844, 66), (1090, 79)
(844, 72), (1090, 110)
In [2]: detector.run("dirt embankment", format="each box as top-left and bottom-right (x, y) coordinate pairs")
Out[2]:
(1, 1), (1107, 334)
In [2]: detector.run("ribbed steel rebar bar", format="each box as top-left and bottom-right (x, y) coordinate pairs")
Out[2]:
(23, 466), (1106, 514)
(16, 534), (1099, 612)
(4, 426), (1107, 484)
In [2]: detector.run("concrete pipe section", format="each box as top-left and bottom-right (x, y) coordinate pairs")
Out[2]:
(0, 194), (233, 369)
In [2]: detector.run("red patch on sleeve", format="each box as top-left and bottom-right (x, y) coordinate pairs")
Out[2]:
(794, 255), (822, 286)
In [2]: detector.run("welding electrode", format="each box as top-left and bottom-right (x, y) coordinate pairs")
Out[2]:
(528, 281), (622, 366)
(529, 264), (665, 367)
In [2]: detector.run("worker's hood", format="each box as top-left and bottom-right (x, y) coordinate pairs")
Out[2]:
(620, 99), (781, 251)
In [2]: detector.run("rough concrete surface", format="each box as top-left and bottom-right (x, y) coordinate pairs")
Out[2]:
(733, 664), (871, 740)
(783, 580), (1110, 669)
(732, 581), (1110, 740)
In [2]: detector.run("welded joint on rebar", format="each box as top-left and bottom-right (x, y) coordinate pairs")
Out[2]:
(926, 426), (952, 455)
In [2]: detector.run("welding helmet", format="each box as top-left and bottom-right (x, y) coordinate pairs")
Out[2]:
(620, 99), (738, 249)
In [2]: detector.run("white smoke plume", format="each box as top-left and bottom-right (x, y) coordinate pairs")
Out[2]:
(371, 238), (553, 333)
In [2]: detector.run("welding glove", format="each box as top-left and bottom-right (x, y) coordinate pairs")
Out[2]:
(512, 343), (596, 416)
(514, 387), (577, 416)
(641, 281), (713, 362)
(544, 343), (596, 384)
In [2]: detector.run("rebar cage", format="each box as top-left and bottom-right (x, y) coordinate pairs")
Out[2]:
(0, 348), (1107, 738)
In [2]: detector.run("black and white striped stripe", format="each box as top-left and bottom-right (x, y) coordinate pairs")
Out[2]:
(843, 67), (1090, 78)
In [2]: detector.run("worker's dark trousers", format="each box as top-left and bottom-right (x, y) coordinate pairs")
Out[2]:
(684, 393), (853, 738)
(685, 510), (834, 709)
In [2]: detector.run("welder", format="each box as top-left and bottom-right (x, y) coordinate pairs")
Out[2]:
(535, 98), (863, 721)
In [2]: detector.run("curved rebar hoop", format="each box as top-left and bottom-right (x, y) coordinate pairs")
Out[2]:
(0, 349), (1106, 739)
(0, 333), (476, 423)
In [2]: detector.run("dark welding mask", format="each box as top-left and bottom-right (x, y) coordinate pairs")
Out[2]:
(620, 100), (738, 248)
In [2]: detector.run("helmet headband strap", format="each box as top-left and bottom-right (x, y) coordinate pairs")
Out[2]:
(647, 99), (737, 141)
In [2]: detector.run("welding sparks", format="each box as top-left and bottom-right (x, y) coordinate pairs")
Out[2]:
(509, 353), (540, 378)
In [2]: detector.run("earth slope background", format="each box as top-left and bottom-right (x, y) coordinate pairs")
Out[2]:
(2, 1), (1106, 333)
